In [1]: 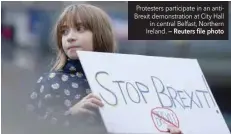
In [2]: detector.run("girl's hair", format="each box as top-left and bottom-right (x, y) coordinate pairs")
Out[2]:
(51, 4), (117, 71)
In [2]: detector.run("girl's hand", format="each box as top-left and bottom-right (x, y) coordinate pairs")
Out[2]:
(69, 93), (104, 116)
(167, 125), (182, 134)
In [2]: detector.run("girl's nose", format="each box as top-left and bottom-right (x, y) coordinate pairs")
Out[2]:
(67, 29), (77, 43)
(67, 37), (76, 43)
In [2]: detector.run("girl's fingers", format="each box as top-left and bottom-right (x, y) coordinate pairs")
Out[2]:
(171, 130), (181, 134)
(167, 125), (182, 134)
(85, 93), (101, 101)
(89, 98), (104, 107)
(83, 101), (99, 109)
(70, 95), (103, 116)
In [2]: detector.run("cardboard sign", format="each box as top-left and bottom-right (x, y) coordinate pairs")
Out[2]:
(77, 51), (230, 134)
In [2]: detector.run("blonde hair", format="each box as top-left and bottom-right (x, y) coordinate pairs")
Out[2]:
(51, 4), (117, 71)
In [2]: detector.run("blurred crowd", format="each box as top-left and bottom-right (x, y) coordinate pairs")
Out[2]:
(1, 1), (231, 134)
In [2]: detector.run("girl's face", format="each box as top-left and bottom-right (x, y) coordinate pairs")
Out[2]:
(61, 23), (93, 59)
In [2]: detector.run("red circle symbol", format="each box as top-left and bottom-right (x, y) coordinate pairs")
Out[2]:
(151, 107), (179, 132)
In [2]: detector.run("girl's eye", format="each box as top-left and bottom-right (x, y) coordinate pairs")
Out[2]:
(76, 25), (85, 32)
(61, 28), (69, 35)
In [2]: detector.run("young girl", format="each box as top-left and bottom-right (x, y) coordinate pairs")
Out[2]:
(27, 3), (182, 134)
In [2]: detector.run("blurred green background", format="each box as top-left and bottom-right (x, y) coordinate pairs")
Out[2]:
(1, 1), (231, 134)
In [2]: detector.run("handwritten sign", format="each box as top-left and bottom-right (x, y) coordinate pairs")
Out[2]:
(77, 51), (230, 134)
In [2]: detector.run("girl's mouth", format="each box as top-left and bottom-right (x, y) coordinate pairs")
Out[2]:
(68, 46), (82, 53)
(68, 46), (81, 50)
